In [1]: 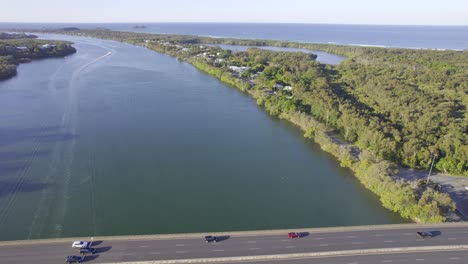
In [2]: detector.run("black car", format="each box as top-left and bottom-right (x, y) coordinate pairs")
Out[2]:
(204, 235), (218, 243)
(80, 247), (97, 255)
(417, 231), (433, 239)
(66, 255), (84, 263)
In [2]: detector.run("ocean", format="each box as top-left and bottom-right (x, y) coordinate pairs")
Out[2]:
(1, 22), (467, 50)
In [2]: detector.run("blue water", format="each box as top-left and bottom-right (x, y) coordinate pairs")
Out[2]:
(1, 23), (467, 50)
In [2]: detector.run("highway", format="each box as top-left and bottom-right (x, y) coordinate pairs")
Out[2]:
(0, 224), (468, 263)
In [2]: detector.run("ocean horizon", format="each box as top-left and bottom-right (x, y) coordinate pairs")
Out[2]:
(1, 22), (467, 50)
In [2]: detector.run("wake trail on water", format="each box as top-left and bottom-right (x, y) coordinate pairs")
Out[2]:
(26, 44), (114, 239)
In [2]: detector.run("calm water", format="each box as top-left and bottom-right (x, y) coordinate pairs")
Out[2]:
(2, 23), (468, 50)
(0, 34), (405, 241)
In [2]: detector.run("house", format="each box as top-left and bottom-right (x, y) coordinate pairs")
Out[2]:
(274, 83), (284, 89)
(228, 66), (250, 74)
(40, 44), (54, 51)
(16, 46), (29, 51)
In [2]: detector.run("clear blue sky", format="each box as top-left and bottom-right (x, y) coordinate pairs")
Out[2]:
(2, 0), (467, 25)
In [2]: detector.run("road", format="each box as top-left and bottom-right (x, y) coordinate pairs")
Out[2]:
(1, 224), (468, 263)
(219, 251), (468, 264)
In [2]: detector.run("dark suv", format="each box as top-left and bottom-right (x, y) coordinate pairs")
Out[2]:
(80, 247), (97, 255)
(204, 235), (218, 243)
(66, 255), (84, 263)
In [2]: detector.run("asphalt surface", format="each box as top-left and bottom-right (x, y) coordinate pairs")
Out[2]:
(221, 250), (468, 264)
(1, 226), (468, 264)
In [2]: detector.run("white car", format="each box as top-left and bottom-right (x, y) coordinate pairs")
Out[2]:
(71, 241), (90, 249)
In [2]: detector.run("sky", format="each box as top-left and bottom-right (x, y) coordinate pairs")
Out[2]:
(1, 0), (467, 25)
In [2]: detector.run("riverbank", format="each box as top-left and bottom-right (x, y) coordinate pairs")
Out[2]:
(30, 29), (463, 224)
(0, 33), (76, 80)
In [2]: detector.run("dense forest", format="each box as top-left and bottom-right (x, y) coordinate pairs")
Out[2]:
(8, 28), (467, 222)
(0, 33), (76, 80)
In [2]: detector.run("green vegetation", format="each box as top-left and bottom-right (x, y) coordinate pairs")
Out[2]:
(0, 33), (76, 80)
(14, 28), (465, 222)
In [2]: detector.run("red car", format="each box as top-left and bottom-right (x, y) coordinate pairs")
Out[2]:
(288, 232), (302, 239)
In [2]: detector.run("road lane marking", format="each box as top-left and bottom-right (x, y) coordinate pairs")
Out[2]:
(314, 237), (324, 240)
(384, 240), (394, 243)
(249, 248), (261, 250)
(176, 244), (185, 246)
(347, 262), (358, 264)
(382, 261), (393, 263)
(320, 244), (329, 246)
(247, 241), (257, 243)
(139, 245), (148, 248)
(416, 259), (424, 261)
(403, 233), (413, 235)
(352, 242), (363, 245)
(448, 238), (457, 240)
(376, 234), (384, 237)
(286, 246), (295, 249)
(449, 257), (460, 260)
(124, 253), (136, 256)
(150, 252), (160, 255)
(346, 236), (356, 238)
(281, 239), (290, 242)
(213, 249), (225, 252)
(176, 251), (187, 254)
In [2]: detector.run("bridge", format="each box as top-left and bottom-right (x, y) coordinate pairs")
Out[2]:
(1, 223), (468, 264)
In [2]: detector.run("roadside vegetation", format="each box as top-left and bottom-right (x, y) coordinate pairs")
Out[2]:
(16, 28), (467, 223)
(0, 33), (76, 80)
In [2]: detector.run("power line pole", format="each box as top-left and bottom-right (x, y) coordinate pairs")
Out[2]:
(426, 154), (437, 185)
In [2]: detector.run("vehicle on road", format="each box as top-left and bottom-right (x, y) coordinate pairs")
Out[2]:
(205, 235), (218, 243)
(66, 255), (84, 263)
(417, 231), (433, 239)
(79, 247), (96, 255)
(288, 232), (302, 239)
(72, 241), (90, 248)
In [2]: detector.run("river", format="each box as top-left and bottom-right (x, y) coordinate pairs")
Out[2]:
(0, 34), (405, 241)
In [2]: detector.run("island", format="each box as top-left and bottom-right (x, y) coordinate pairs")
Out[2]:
(0, 32), (76, 80)
(9, 28), (468, 224)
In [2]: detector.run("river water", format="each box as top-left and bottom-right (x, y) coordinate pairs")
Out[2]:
(0, 35), (405, 241)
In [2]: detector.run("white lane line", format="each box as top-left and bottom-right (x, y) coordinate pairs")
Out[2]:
(150, 252), (160, 255)
(464, 231), (468, 234)
(376, 234), (384, 237)
(352, 242), (364, 245)
(346, 236), (356, 238)
(247, 241), (257, 243)
(384, 240), (394, 243)
(249, 248), (261, 250)
(213, 249), (225, 252)
(139, 245), (148, 248)
(281, 239), (290, 242)
(314, 237), (324, 240)
(124, 253), (136, 256)
(449, 257), (460, 260)
(176, 251), (187, 254)
(403, 233), (413, 236)
(448, 238), (457, 240)
(347, 262), (358, 264)
(416, 259), (425, 261)
(176, 244), (185, 246)
(382, 261), (393, 263)
(320, 244), (329, 246)
(285, 246), (295, 249)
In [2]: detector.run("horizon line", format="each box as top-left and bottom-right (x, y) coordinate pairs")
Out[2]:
(0, 21), (467, 27)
